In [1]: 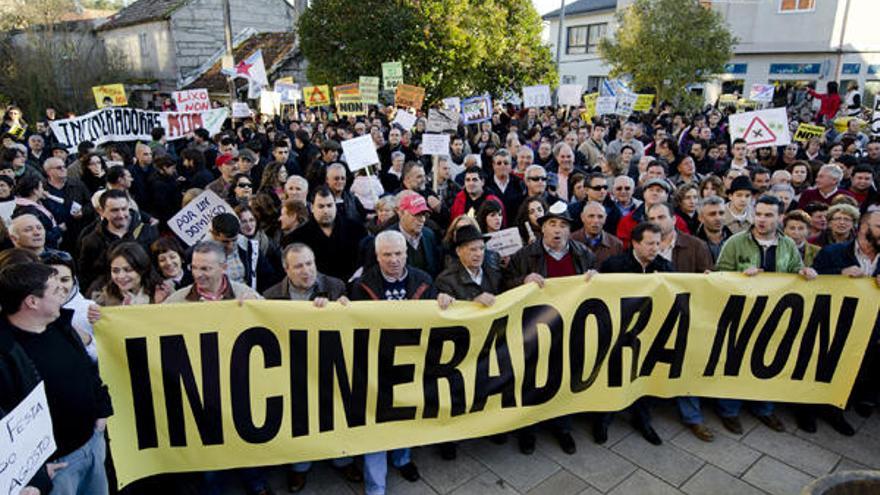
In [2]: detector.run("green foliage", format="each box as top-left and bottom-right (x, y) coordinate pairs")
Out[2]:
(598, 0), (737, 106)
(298, 0), (557, 104)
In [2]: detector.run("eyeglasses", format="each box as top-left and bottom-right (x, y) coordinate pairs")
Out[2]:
(588, 185), (608, 190)
(527, 176), (547, 182)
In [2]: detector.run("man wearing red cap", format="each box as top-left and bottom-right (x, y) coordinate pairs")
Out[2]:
(364, 191), (443, 278)
(206, 153), (238, 198)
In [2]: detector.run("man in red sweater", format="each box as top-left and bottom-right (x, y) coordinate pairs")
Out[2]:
(797, 163), (854, 209)
(450, 166), (505, 222)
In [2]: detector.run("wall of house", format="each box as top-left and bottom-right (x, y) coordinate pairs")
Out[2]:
(170, 0), (296, 83)
(99, 20), (177, 86)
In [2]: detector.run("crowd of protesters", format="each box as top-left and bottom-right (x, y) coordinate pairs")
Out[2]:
(0, 80), (879, 495)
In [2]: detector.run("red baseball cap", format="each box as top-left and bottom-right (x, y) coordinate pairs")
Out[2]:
(398, 194), (430, 215)
(215, 153), (235, 168)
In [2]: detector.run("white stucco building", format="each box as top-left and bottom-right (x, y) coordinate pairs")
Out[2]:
(544, 0), (880, 106)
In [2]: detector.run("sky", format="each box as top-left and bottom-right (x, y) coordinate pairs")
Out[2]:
(532, 0), (564, 15)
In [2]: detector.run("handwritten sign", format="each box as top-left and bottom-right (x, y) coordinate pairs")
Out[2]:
(274, 82), (300, 104)
(461, 95), (492, 124)
(615, 92), (638, 117)
(232, 102), (252, 118)
(395, 84), (426, 110)
(421, 133), (450, 156)
(336, 93), (366, 117)
(442, 97), (461, 112)
(523, 85), (552, 108)
(793, 123), (825, 143)
(92, 84), (127, 108)
(749, 83), (775, 103)
(596, 96), (617, 116)
(633, 94), (655, 112)
(168, 190), (234, 246)
(0, 382), (56, 494)
(382, 61), (403, 91)
(359, 76), (380, 105)
(391, 110), (417, 131)
(426, 108), (459, 133)
(172, 89), (210, 112)
(486, 227), (523, 257)
(341, 134), (380, 172)
(581, 93), (598, 122)
(259, 91), (282, 116)
(557, 84), (583, 107)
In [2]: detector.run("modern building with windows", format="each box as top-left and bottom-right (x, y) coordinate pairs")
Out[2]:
(544, 0), (880, 106)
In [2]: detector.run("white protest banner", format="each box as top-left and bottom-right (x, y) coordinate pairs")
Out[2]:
(729, 107), (791, 148)
(49, 107), (228, 152)
(523, 85), (552, 108)
(169, 190), (234, 246)
(359, 76), (380, 105)
(172, 89), (210, 112)
(391, 110), (417, 130)
(426, 108), (459, 133)
(461, 95), (492, 124)
(486, 227), (523, 257)
(232, 102), (251, 118)
(260, 91), (282, 116)
(615, 92), (638, 117)
(872, 99), (880, 136)
(557, 84), (583, 107)
(0, 382), (56, 493)
(274, 82), (300, 104)
(421, 133), (450, 156)
(442, 97), (461, 112)
(595, 96), (618, 116)
(749, 83), (775, 104)
(341, 134), (380, 172)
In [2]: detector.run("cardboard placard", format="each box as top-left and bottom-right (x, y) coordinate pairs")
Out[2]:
(0, 382), (56, 494)
(232, 102), (252, 118)
(382, 61), (403, 91)
(426, 108), (459, 133)
(274, 82), (300, 104)
(872, 100), (880, 136)
(729, 107), (791, 148)
(259, 91), (282, 116)
(793, 123), (826, 143)
(442, 97), (461, 112)
(303, 85), (331, 107)
(169, 190), (234, 246)
(749, 83), (775, 103)
(523, 85), (552, 108)
(486, 227), (524, 257)
(461, 95), (492, 124)
(581, 93), (598, 122)
(395, 84), (426, 110)
(595, 96), (617, 116)
(172, 89), (210, 112)
(615, 93), (638, 117)
(341, 134), (380, 172)
(633, 94), (655, 112)
(421, 133), (450, 156)
(391, 110), (417, 131)
(557, 84), (583, 107)
(359, 76), (380, 105)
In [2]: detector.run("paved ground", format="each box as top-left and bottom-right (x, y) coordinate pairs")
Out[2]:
(225, 403), (880, 494)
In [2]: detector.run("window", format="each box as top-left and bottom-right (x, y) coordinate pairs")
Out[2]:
(779, 0), (815, 12)
(587, 76), (605, 93)
(566, 23), (607, 55)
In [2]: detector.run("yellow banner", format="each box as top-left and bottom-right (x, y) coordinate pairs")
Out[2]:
(303, 85), (331, 107)
(793, 123), (826, 143)
(633, 94), (654, 112)
(96, 274), (876, 488)
(92, 84), (127, 108)
(581, 92), (598, 122)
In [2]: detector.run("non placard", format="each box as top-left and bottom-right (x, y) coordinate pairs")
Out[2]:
(341, 134), (380, 172)
(168, 190), (234, 246)
(523, 85), (552, 108)
(729, 107), (791, 148)
(172, 89), (210, 112)
(421, 133), (450, 156)
(793, 123), (826, 143)
(486, 227), (523, 257)
(557, 84), (583, 107)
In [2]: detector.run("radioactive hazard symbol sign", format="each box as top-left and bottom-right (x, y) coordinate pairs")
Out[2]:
(743, 117), (777, 146)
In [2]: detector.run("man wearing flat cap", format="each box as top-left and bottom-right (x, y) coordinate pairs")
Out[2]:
(504, 200), (597, 456)
(616, 178), (690, 248)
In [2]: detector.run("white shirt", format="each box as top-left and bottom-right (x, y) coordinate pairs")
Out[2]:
(855, 242), (879, 276)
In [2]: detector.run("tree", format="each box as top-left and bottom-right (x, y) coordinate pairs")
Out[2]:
(599, 0), (737, 107)
(298, 0), (556, 104)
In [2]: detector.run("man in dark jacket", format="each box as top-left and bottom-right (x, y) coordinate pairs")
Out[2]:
(0, 263), (112, 495)
(145, 155), (183, 228)
(597, 222), (670, 446)
(264, 243), (347, 303)
(348, 230), (452, 495)
(208, 213), (283, 293)
(485, 149), (525, 221)
(813, 210), (880, 420)
(77, 190), (159, 291)
(503, 200), (597, 456)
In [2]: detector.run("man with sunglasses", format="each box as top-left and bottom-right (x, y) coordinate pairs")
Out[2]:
(523, 164), (560, 206)
(485, 149), (525, 218)
(568, 173), (610, 231)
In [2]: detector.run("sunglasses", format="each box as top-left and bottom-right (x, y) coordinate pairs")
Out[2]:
(527, 176), (548, 182)
(237, 183), (252, 188)
(588, 185), (608, 190)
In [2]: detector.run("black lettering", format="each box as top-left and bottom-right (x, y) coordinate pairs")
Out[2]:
(230, 327), (283, 443)
(703, 296), (768, 376)
(751, 294), (803, 379)
(318, 330), (368, 432)
(289, 330), (309, 437)
(793, 296), (859, 382)
(570, 298), (613, 392)
(608, 296), (652, 386)
(422, 326), (469, 418)
(160, 333), (223, 446)
(521, 305), (563, 406)
(125, 337), (157, 449)
(640, 293), (690, 378)
(470, 316), (516, 412)
(376, 328), (421, 423)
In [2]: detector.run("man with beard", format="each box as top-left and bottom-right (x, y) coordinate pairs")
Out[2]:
(813, 210), (880, 420)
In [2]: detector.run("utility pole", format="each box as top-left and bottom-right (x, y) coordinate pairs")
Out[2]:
(833, 0), (852, 87)
(222, 0), (236, 103)
(554, 0), (566, 75)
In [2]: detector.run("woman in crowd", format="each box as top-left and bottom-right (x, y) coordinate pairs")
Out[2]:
(257, 161), (289, 203)
(787, 161), (813, 196)
(476, 198), (504, 234)
(699, 175), (724, 199)
(809, 203), (858, 247)
(515, 195), (547, 245)
(92, 242), (169, 306)
(227, 173), (255, 208)
(674, 183), (701, 234)
(80, 153), (108, 194)
(150, 237), (191, 291)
